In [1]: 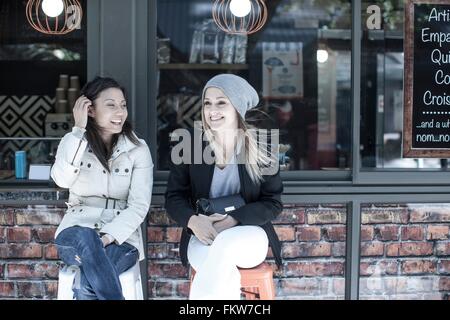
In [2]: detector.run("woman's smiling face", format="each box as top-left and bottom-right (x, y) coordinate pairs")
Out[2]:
(203, 87), (239, 131)
(89, 87), (128, 135)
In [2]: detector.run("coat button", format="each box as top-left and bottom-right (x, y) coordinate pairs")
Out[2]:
(87, 163), (91, 168)
(88, 149), (92, 153)
(115, 168), (119, 173)
(94, 223), (99, 228)
(116, 211), (120, 215)
(74, 169), (79, 173)
(80, 162), (83, 166)
(116, 149), (120, 153)
(103, 170), (106, 174)
(72, 209), (75, 212)
(79, 209), (83, 212)
(125, 168), (129, 173)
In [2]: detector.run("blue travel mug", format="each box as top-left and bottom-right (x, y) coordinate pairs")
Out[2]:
(15, 151), (27, 179)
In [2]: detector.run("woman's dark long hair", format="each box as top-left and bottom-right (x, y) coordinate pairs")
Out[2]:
(80, 76), (140, 172)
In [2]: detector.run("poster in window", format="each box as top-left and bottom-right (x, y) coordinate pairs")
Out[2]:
(262, 42), (304, 99)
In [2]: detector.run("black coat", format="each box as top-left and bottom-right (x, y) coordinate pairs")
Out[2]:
(164, 135), (284, 267)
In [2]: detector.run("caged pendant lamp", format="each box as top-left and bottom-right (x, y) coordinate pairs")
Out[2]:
(212, 0), (268, 35)
(26, 0), (83, 35)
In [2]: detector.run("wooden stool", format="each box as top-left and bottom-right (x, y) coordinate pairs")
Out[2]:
(190, 262), (275, 300)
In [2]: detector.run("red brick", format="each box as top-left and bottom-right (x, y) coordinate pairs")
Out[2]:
(44, 281), (58, 299)
(359, 278), (384, 295)
(360, 260), (398, 276)
(278, 278), (328, 296)
(427, 225), (449, 240)
(410, 207), (450, 223)
(438, 260), (450, 274)
(332, 278), (345, 295)
(376, 226), (399, 241)
(44, 244), (59, 260)
(361, 226), (374, 241)
(17, 282), (44, 298)
(282, 243), (331, 258)
(284, 262), (344, 277)
(297, 226), (321, 241)
(15, 210), (63, 226)
(148, 209), (173, 226)
(0, 281), (15, 298)
(436, 242), (450, 256)
(148, 262), (188, 278)
(360, 242), (384, 256)
(7, 263), (59, 279)
(0, 227), (5, 243)
(0, 264), (3, 278)
(32, 227), (57, 243)
(7, 227), (32, 242)
(439, 277), (450, 291)
(273, 226), (295, 241)
(148, 244), (179, 259)
(386, 242), (433, 257)
(332, 242), (346, 257)
(0, 244), (42, 258)
(401, 226), (424, 240)
(401, 260), (437, 274)
(273, 209), (305, 224)
(0, 210), (14, 226)
(147, 227), (165, 242)
(324, 226), (346, 241)
(166, 227), (182, 243)
(307, 209), (346, 224)
(361, 208), (408, 224)
(175, 281), (190, 298)
(152, 281), (173, 297)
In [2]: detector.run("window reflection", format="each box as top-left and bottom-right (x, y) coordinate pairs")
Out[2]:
(156, 0), (352, 171)
(361, 0), (450, 169)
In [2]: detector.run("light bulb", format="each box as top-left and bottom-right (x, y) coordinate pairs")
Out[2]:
(317, 49), (329, 63)
(42, 0), (64, 18)
(230, 0), (252, 18)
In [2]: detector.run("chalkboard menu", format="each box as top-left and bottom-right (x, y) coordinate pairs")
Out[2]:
(404, 0), (450, 157)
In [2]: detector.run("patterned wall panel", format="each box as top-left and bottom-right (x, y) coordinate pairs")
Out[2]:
(0, 95), (55, 137)
(0, 95), (56, 171)
(157, 94), (202, 131)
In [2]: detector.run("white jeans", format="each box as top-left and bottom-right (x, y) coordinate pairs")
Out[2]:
(187, 225), (269, 300)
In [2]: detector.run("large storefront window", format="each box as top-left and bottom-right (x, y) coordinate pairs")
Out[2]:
(360, 0), (448, 169)
(156, 0), (352, 171)
(0, 0), (87, 181)
(360, 203), (450, 300)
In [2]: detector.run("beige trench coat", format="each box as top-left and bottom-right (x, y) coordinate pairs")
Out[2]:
(51, 126), (153, 261)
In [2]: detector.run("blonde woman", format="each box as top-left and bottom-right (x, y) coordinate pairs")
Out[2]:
(165, 74), (283, 299)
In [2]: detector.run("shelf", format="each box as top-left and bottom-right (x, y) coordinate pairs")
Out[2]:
(157, 63), (249, 70)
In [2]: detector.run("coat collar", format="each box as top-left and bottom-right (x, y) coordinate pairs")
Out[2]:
(110, 133), (139, 160)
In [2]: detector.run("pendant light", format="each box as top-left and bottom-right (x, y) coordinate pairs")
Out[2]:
(212, 0), (268, 35)
(26, 0), (83, 35)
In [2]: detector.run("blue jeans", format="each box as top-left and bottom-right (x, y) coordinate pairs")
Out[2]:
(55, 226), (139, 300)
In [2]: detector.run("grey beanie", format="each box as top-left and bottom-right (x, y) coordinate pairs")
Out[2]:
(202, 74), (259, 119)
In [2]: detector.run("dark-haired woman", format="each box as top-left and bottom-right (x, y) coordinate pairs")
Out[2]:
(51, 77), (153, 300)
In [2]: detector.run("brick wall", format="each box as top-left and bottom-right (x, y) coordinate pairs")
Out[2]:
(0, 205), (63, 299)
(359, 204), (450, 300)
(1, 203), (449, 300)
(148, 204), (348, 300)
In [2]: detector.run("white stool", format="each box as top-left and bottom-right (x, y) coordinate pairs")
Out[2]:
(57, 262), (144, 300)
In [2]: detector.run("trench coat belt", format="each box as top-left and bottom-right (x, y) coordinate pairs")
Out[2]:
(77, 196), (127, 210)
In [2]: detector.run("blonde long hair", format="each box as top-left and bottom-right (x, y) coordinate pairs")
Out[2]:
(201, 112), (276, 185)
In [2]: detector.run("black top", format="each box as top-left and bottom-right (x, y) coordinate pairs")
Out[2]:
(164, 131), (284, 267)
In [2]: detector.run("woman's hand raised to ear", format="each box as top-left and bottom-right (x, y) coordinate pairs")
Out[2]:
(73, 95), (92, 129)
(187, 214), (227, 245)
